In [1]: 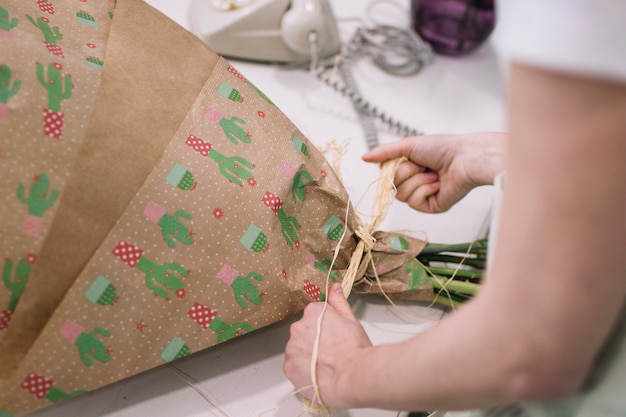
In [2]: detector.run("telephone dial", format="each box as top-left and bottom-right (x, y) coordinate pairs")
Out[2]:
(189, 0), (342, 63)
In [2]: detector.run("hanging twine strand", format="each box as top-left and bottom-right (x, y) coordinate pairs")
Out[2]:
(305, 155), (405, 414)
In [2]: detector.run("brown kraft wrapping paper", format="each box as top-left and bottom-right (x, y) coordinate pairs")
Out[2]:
(0, 0), (434, 415)
(0, 0), (219, 385)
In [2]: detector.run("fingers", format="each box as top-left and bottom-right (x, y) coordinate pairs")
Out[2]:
(361, 137), (417, 163)
(327, 284), (359, 323)
(393, 160), (439, 204)
(405, 181), (441, 212)
(394, 160), (427, 184)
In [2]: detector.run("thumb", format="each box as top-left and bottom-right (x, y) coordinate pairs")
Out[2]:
(328, 283), (358, 323)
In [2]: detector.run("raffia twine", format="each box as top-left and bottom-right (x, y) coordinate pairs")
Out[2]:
(305, 144), (407, 414)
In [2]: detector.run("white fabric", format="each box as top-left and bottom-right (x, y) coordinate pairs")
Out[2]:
(496, 0), (626, 83)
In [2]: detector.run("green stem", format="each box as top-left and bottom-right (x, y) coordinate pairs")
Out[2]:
(419, 238), (488, 256)
(433, 293), (463, 309)
(427, 266), (483, 281)
(418, 254), (486, 269)
(431, 276), (480, 296)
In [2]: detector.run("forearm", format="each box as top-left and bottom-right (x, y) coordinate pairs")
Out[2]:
(335, 299), (531, 411)
(335, 63), (626, 411)
(461, 131), (507, 187)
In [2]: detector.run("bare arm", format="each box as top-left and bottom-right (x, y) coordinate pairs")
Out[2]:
(285, 63), (626, 411)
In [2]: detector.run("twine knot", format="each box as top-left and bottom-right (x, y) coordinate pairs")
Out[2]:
(355, 226), (376, 252)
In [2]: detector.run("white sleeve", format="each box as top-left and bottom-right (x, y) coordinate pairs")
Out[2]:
(496, 0), (626, 83)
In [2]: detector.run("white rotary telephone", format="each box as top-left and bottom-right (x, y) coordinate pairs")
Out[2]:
(189, 0), (342, 63)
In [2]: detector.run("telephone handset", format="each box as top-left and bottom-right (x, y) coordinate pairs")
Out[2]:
(189, 0), (341, 63)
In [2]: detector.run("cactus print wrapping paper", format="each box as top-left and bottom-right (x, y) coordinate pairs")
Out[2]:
(0, 0), (433, 415)
(0, 0), (115, 384)
(0, 0), (221, 391)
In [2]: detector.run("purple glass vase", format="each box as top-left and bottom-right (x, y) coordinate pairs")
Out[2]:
(411, 0), (495, 56)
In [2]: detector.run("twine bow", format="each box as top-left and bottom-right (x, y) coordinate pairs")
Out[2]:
(307, 156), (405, 414)
(339, 157), (405, 298)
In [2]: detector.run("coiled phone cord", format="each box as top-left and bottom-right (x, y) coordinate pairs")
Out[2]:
(314, 24), (434, 148)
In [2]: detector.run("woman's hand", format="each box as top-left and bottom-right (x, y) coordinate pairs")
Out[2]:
(283, 284), (373, 409)
(362, 133), (506, 213)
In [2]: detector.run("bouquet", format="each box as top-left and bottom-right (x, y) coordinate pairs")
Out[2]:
(0, 0), (487, 415)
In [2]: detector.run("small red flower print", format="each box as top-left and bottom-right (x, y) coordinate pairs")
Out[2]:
(213, 208), (224, 219)
(134, 319), (148, 333)
(247, 178), (257, 186)
(41, 17), (50, 23)
(26, 253), (37, 264)
(321, 169), (328, 178)
(86, 42), (96, 48)
(53, 62), (62, 70)
(257, 110), (265, 118)
(176, 289), (186, 299)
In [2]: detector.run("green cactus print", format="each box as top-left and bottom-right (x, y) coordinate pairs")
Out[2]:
(0, 7), (18, 33)
(188, 304), (254, 342)
(0, 64), (21, 104)
(231, 272), (264, 308)
(76, 10), (98, 29)
(166, 163), (195, 190)
(205, 108), (251, 144)
(240, 225), (269, 252)
(292, 169), (313, 202)
(158, 210), (194, 248)
(210, 317), (254, 343)
(389, 235), (409, 251)
(276, 209), (300, 248)
(314, 259), (342, 283)
(219, 116), (251, 144)
(45, 387), (86, 403)
(3, 255), (35, 312)
(36, 63), (72, 112)
(74, 327), (111, 367)
(291, 135), (309, 156)
(26, 15), (62, 45)
(186, 134), (255, 186)
(217, 82), (242, 102)
(86, 56), (104, 70)
(405, 259), (429, 290)
(20, 372), (86, 403)
(85, 276), (117, 306)
(17, 174), (58, 217)
(161, 337), (190, 362)
(136, 257), (188, 299)
(112, 241), (188, 299)
(322, 215), (344, 241)
(262, 192), (300, 248)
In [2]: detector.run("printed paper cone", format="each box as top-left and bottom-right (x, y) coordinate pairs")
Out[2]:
(0, 0), (219, 393)
(0, 0), (433, 415)
(0, 0), (114, 390)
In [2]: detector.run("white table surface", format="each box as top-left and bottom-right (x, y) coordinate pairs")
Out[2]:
(27, 1), (505, 416)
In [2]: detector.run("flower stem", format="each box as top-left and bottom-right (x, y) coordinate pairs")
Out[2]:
(431, 276), (480, 296)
